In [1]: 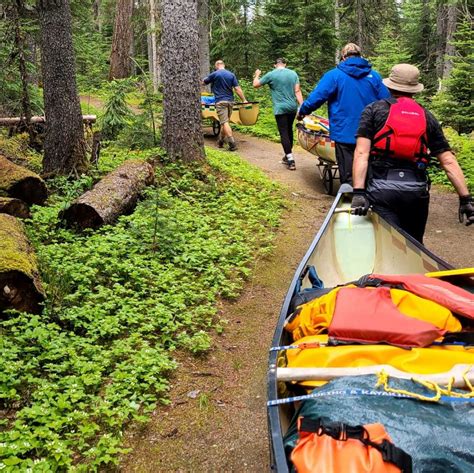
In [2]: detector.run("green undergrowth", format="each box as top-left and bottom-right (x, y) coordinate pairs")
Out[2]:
(429, 128), (474, 192)
(0, 146), (284, 471)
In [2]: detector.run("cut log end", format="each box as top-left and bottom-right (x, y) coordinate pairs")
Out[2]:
(0, 197), (31, 218)
(10, 177), (47, 206)
(60, 203), (103, 229)
(0, 271), (44, 315)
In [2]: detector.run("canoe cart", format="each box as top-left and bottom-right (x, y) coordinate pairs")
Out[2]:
(297, 116), (338, 195)
(201, 99), (260, 137)
(267, 184), (474, 472)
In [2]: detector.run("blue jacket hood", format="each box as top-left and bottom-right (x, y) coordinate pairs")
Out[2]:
(337, 57), (372, 78)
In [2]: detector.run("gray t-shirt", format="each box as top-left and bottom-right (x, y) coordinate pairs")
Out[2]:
(259, 68), (299, 115)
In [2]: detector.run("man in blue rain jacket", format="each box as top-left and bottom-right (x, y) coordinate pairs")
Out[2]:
(298, 43), (389, 184)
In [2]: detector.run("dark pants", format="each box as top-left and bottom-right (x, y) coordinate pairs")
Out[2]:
(335, 142), (355, 185)
(275, 112), (296, 155)
(367, 166), (430, 243)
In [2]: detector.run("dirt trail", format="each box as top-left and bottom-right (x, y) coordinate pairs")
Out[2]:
(122, 132), (472, 473)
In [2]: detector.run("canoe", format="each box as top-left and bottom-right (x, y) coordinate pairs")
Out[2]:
(296, 116), (336, 164)
(267, 184), (474, 472)
(201, 100), (260, 136)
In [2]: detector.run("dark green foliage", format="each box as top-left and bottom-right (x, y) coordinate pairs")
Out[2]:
(431, 19), (474, 134)
(100, 79), (134, 140)
(0, 145), (284, 470)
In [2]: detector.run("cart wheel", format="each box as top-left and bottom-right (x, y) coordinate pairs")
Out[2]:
(322, 166), (334, 195)
(212, 120), (221, 137)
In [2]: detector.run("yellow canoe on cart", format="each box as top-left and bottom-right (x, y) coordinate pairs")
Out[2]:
(201, 96), (260, 136)
(297, 115), (338, 195)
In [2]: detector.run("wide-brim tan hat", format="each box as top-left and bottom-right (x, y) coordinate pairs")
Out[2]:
(383, 64), (424, 93)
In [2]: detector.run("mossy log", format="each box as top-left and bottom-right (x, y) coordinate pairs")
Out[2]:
(0, 197), (31, 218)
(0, 214), (45, 314)
(61, 159), (154, 229)
(0, 154), (47, 205)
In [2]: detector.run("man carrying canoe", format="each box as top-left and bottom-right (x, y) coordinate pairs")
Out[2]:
(253, 58), (303, 170)
(203, 60), (247, 151)
(297, 43), (389, 184)
(351, 63), (474, 243)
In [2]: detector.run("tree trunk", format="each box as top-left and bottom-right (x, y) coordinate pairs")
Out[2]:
(149, 0), (161, 91)
(435, 0), (447, 80)
(356, 0), (363, 50)
(93, 0), (102, 32)
(61, 159), (154, 230)
(161, 0), (205, 162)
(442, 2), (458, 79)
(37, 0), (87, 176)
(0, 154), (47, 205)
(0, 214), (45, 315)
(12, 1), (35, 146)
(197, 0), (210, 80)
(109, 0), (134, 80)
(0, 197), (31, 219)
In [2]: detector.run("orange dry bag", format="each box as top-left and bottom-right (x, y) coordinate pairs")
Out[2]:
(291, 417), (412, 473)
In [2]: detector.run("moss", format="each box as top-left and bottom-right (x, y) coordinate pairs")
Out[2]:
(0, 214), (41, 283)
(0, 155), (41, 189)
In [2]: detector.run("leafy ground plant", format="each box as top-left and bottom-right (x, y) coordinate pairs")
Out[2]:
(0, 147), (283, 471)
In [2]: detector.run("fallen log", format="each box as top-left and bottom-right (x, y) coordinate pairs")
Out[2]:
(0, 197), (31, 218)
(61, 159), (154, 229)
(0, 155), (47, 205)
(0, 115), (97, 126)
(0, 214), (45, 314)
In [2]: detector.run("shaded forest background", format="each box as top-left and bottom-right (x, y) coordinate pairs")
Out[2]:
(0, 0), (472, 135)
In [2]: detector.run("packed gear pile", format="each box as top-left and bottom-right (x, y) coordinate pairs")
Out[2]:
(278, 268), (474, 472)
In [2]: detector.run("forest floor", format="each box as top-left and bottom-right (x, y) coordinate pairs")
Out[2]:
(121, 131), (473, 472)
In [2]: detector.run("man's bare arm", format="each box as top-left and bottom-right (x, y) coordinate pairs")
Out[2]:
(352, 137), (371, 188)
(234, 86), (247, 103)
(294, 83), (303, 105)
(253, 69), (262, 88)
(437, 150), (470, 197)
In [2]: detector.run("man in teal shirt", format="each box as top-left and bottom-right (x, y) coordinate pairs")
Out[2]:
(253, 58), (303, 170)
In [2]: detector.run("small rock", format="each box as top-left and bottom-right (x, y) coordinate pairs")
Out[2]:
(187, 390), (200, 399)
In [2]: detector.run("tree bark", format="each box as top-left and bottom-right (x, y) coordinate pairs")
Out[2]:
(435, 0), (448, 80)
(442, 2), (458, 79)
(198, 0), (210, 80)
(109, 0), (134, 80)
(0, 214), (45, 315)
(161, 0), (205, 162)
(37, 0), (87, 176)
(149, 0), (161, 91)
(0, 197), (31, 219)
(61, 159), (154, 230)
(12, 2), (35, 147)
(0, 154), (47, 205)
(335, 0), (341, 64)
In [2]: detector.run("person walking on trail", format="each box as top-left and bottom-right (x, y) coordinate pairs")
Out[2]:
(253, 58), (303, 171)
(297, 43), (389, 184)
(203, 60), (247, 151)
(351, 63), (474, 243)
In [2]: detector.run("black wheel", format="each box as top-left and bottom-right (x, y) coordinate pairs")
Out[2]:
(212, 119), (221, 137)
(322, 165), (334, 195)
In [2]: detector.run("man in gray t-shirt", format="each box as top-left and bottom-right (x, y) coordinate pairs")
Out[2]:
(253, 58), (303, 170)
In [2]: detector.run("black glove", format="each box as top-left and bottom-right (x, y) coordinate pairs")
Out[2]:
(351, 188), (370, 216)
(459, 194), (474, 226)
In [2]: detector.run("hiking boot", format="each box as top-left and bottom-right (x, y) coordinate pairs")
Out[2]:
(287, 159), (296, 171)
(228, 141), (237, 152)
(217, 138), (224, 148)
